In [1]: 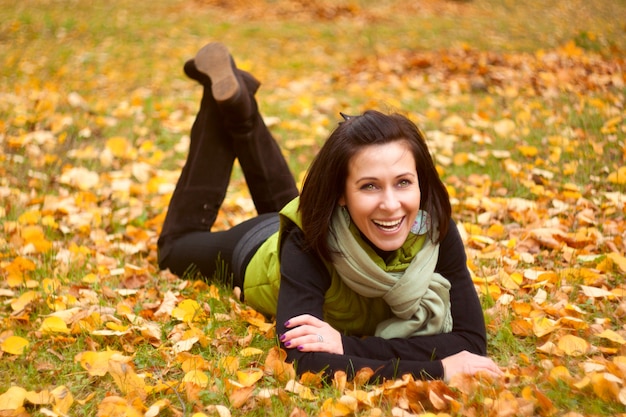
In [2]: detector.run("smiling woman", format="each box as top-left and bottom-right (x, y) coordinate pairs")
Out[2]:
(157, 41), (503, 383)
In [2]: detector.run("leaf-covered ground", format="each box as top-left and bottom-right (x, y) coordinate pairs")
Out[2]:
(1, 0), (625, 416)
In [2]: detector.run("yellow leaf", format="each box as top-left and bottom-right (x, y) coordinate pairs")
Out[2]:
(172, 336), (199, 354)
(11, 290), (39, 311)
(493, 118), (516, 137)
(517, 145), (538, 157)
(179, 353), (211, 373)
(24, 389), (54, 405)
(607, 166), (626, 184)
(215, 356), (238, 376)
(183, 370), (209, 388)
(106, 136), (132, 158)
(557, 334), (590, 356)
(108, 358), (146, 399)
(452, 152), (469, 166)
(607, 252), (626, 273)
(18, 210), (41, 225)
(40, 316), (70, 334)
(532, 316), (558, 338)
(21, 225), (53, 253)
(321, 397), (353, 416)
(285, 380), (318, 400)
(144, 399), (172, 417)
(0, 386), (27, 410)
(51, 385), (73, 415)
(0, 335), (29, 355)
(597, 329), (626, 345)
(171, 299), (204, 323)
(97, 396), (145, 417)
(548, 366), (573, 384)
(240, 347), (264, 357)
(236, 369), (264, 387)
(591, 373), (620, 402)
(75, 350), (121, 376)
(41, 278), (61, 294)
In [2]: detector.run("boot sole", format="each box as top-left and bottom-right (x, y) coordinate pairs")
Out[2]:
(194, 42), (240, 102)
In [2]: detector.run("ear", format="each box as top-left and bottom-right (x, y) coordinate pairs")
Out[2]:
(338, 195), (346, 207)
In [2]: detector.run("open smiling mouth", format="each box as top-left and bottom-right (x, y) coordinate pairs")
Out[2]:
(373, 217), (404, 232)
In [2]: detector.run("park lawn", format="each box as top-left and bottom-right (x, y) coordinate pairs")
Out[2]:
(0, 0), (625, 415)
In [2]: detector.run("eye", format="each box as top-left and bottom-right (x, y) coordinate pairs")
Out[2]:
(360, 183), (378, 191)
(397, 179), (412, 188)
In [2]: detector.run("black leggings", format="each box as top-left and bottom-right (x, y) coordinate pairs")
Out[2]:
(158, 212), (279, 290)
(157, 59), (298, 287)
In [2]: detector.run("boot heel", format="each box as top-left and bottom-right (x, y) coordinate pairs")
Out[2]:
(194, 42), (240, 102)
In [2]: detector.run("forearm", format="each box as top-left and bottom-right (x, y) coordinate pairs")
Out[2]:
(284, 348), (444, 381)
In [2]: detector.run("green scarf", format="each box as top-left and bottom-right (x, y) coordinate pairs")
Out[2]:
(328, 207), (453, 339)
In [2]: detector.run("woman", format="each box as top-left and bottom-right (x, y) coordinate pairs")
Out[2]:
(158, 42), (502, 382)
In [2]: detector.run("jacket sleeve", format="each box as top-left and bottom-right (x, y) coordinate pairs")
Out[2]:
(274, 219), (486, 381)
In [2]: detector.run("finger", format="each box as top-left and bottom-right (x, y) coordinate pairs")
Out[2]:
(282, 333), (322, 349)
(284, 314), (322, 328)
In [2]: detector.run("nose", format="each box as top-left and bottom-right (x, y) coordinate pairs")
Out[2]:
(379, 189), (401, 211)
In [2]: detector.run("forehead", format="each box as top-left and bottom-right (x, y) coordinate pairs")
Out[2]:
(348, 140), (416, 174)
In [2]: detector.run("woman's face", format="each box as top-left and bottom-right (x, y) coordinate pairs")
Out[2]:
(339, 140), (421, 252)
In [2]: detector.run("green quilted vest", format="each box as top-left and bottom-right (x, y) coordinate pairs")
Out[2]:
(243, 197), (393, 336)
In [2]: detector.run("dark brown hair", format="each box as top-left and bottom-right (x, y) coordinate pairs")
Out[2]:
(299, 110), (451, 262)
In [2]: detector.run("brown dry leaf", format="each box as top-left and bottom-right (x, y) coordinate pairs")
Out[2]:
(227, 384), (255, 409)
(264, 347), (296, 383)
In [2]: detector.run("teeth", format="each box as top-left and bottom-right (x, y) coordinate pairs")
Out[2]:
(374, 219), (402, 229)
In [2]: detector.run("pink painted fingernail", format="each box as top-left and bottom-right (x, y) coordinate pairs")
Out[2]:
(284, 321), (290, 327)
(297, 345), (303, 350)
(284, 341), (291, 347)
(279, 334), (286, 341)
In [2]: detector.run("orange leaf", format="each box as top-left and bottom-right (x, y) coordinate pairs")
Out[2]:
(264, 347), (295, 383)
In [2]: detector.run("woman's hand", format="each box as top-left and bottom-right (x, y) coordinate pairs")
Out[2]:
(441, 350), (503, 382)
(280, 314), (344, 355)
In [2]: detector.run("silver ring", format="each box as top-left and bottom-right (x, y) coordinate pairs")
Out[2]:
(317, 334), (324, 343)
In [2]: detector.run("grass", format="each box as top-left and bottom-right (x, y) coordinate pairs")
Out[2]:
(1, 0), (625, 415)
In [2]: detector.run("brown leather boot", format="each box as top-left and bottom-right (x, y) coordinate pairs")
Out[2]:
(194, 42), (259, 123)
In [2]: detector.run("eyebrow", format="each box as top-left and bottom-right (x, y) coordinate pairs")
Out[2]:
(353, 172), (417, 183)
